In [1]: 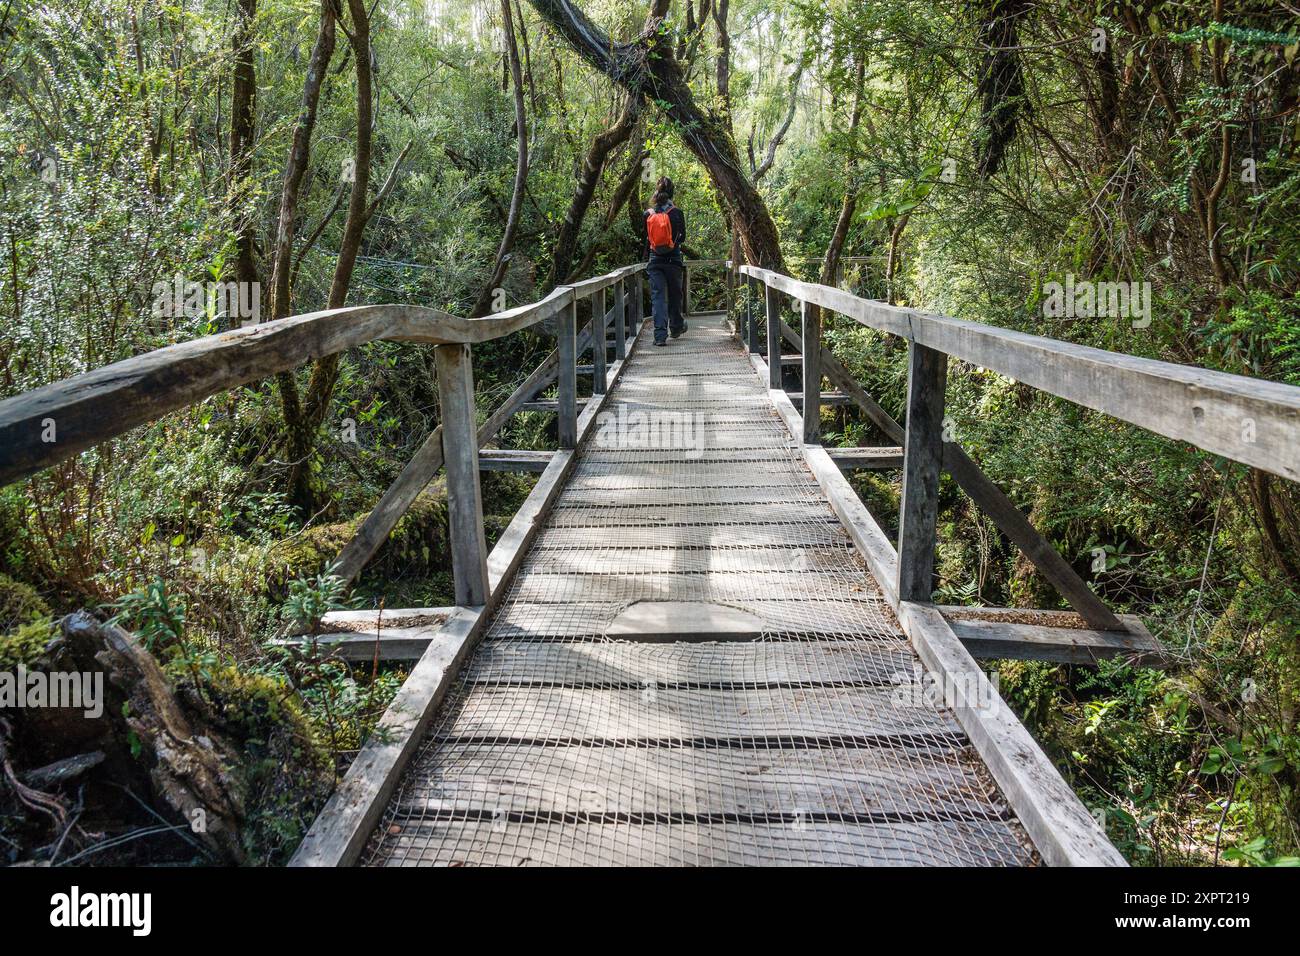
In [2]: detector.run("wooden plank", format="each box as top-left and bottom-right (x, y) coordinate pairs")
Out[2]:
(897, 342), (948, 603)
(320, 606), (455, 627)
(461, 637), (915, 686)
(393, 741), (1001, 819)
(741, 265), (1300, 483)
(485, 600), (899, 641)
(802, 300), (822, 444)
(772, 316), (1123, 631)
(765, 283), (783, 390)
(565, 262), (644, 298)
(557, 297), (577, 449)
(434, 344), (489, 607)
(478, 449), (554, 472)
(438, 685), (960, 740)
(946, 616), (1164, 666)
(828, 446), (905, 469)
(746, 277), (761, 354)
(372, 819), (1035, 867)
(274, 629), (436, 662)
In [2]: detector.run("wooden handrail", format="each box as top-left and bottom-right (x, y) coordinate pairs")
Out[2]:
(740, 264), (1300, 482)
(0, 264), (645, 488)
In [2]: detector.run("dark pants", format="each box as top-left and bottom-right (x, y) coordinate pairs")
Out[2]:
(647, 260), (685, 342)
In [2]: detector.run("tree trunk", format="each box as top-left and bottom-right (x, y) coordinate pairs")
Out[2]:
(227, 0), (259, 307)
(885, 211), (911, 305)
(290, 0), (373, 513)
(266, 1), (336, 440)
(569, 138), (649, 281)
(544, 96), (640, 292)
(527, 0), (785, 271)
(973, 0), (1029, 178)
(469, 0), (529, 317)
(821, 58), (865, 285)
(753, 60), (803, 182)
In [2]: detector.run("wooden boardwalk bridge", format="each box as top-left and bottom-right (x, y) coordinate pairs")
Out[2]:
(3, 257), (1298, 867)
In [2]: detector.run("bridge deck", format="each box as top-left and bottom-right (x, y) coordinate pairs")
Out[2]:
(362, 316), (1038, 866)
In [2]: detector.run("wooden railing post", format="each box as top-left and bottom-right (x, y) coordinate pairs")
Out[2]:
(591, 288), (607, 395)
(557, 294), (577, 449)
(433, 343), (489, 607)
(747, 277), (760, 354)
(634, 272), (644, 337)
(801, 299), (822, 444)
(726, 262), (736, 338)
(896, 341), (948, 602)
(765, 283), (782, 390)
(613, 279), (627, 360)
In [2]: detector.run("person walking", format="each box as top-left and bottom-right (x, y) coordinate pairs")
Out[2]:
(643, 176), (687, 346)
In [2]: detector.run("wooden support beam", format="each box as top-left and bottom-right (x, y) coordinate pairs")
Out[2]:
(765, 284), (782, 390)
(434, 344), (489, 607)
(516, 398), (588, 414)
(632, 273), (643, 341)
(591, 288), (607, 395)
(802, 300), (822, 445)
(943, 612), (1164, 666)
(897, 342), (948, 603)
(747, 277), (761, 354)
(613, 279), (627, 361)
(477, 449), (554, 472)
(789, 392), (856, 407)
(557, 297), (577, 449)
(828, 446), (905, 469)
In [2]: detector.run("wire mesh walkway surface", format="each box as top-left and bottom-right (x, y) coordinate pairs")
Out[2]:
(363, 315), (1039, 866)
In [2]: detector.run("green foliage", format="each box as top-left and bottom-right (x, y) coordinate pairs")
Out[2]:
(280, 564), (348, 632)
(108, 577), (187, 654)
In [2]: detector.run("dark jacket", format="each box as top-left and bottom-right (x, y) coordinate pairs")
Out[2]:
(643, 201), (686, 264)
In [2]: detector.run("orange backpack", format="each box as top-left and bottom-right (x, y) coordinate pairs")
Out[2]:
(646, 207), (674, 253)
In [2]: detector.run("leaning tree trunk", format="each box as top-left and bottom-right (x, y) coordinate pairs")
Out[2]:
(821, 58), (865, 285)
(544, 96), (640, 292)
(568, 137), (649, 281)
(528, 0), (786, 272)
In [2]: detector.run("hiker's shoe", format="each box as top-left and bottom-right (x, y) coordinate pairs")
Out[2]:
(654, 339), (668, 347)
(670, 322), (688, 338)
